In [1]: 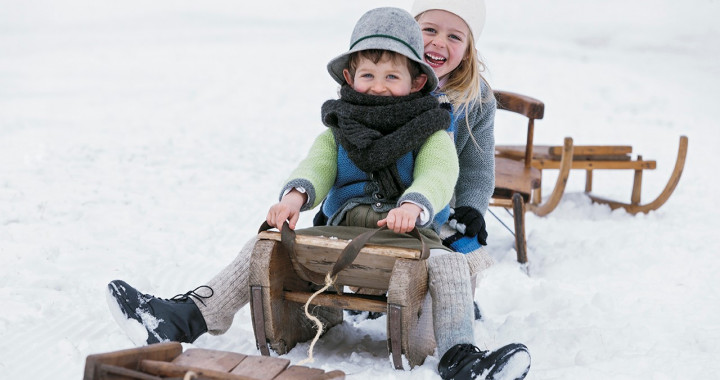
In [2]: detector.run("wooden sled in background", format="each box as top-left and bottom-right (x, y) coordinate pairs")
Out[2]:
(84, 342), (345, 380)
(248, 226), (435, 370)
(491, 90), (688, 264)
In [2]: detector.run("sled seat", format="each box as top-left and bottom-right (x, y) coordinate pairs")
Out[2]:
(83, 342), (345, 379)
(248, 229), (435, 370)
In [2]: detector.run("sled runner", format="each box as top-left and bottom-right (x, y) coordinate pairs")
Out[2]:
(248, 223), (437, 370)
(83, 342), (345, 379)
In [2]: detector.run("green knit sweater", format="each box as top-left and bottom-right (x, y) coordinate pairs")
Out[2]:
(283, 129), (458, 227)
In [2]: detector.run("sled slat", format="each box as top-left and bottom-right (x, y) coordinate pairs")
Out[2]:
(141, 359), (253, 379)
(274, 365), (326, 380)
(171, 348), (246, 372)
(230, 355), (291, 379)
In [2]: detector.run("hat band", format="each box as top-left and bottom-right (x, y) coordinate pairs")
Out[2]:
(349, 34), (421, 60)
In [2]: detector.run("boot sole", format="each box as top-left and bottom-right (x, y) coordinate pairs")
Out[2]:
(488, 349), (531, 380)
(106, 283), (162, 346)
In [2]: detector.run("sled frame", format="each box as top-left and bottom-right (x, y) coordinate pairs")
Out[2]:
(248, 232), (435, 370)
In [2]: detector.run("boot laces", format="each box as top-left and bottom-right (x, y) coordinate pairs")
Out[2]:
(169, 285), (214, 307)
(458, 343), (486, 355)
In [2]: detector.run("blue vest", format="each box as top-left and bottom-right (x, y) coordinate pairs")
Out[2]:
(322, 144), (415, 225)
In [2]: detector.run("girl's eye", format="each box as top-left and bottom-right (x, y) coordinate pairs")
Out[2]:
(450, 34), (462, 41)
(422, 27), (436, 34)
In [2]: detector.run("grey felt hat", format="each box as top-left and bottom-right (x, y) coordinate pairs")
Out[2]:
(327, 7), (438, 93)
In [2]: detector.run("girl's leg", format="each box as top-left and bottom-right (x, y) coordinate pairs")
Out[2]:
(427, 250), (475, 355)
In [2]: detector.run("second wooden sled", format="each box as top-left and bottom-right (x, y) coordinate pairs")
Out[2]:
(248, 228), (435, 370)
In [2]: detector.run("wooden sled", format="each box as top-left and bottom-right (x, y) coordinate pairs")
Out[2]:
(248, 227), (434, 370)
(83, 342), (345, 380)
(490, 90), (575, 264)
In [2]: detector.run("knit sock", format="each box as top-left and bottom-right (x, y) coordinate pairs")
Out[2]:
(428, 253), (475, 356)
(191, 237), (256, 335)
(465, 247), (495, 277)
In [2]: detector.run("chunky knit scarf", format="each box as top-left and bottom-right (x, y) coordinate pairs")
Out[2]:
(322, 85), (450, 199)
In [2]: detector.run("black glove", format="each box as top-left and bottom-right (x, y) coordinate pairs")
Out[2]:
(451, 206), (488, 245)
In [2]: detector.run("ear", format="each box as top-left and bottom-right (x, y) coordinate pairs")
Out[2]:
(342, 69), (354, 87)
(410, 73), (428, 93)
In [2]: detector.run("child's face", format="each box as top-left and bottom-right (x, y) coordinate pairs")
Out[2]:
(416, 10), (470, 80)
(342, 56), (426, 97)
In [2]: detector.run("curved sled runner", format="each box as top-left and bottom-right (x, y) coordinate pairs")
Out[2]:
(586, 135), (688, 214)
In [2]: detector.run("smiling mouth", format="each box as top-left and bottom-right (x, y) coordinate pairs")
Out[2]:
(425, 53), (446, 66)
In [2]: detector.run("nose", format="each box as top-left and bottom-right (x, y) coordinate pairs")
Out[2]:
(370, 81), (387, 95)
(430, 36), (444, 48)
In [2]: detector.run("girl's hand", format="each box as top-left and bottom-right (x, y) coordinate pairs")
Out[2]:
(266, 189), (307, 231)
(378, 203), (422, 234)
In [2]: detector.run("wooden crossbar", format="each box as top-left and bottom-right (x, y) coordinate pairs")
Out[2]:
(284, 290), (388, 313)
(257, 231), (422, 260)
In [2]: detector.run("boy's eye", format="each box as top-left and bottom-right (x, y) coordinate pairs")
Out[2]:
(360, 73), (374, 79)
(387, 74), (399, 80)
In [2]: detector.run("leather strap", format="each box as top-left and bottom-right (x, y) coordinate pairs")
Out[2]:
(258, 221), (430, 284)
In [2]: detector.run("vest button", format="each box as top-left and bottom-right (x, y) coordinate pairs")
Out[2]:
(375, 202), (382, 207)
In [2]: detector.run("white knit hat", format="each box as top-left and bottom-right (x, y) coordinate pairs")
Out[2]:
(411, 0), (486, 44)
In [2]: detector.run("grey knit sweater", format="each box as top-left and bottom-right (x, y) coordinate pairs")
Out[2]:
(447, 82), (496, 216)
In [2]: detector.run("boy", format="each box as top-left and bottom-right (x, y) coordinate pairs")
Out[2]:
(266, 7), (457, 234)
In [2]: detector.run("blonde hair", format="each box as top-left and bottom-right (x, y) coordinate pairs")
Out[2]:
(442, 34), (492, 116)
(430, 28), (492, 150)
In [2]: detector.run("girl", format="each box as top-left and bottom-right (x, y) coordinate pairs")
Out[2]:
(410, 1), (533, 379)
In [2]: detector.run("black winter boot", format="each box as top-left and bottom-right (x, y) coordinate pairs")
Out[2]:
(107, 280), (210, 345)
(438, 343), (530, 380)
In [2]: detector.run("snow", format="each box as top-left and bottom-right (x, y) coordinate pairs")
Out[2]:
(1, 0), (719, 378)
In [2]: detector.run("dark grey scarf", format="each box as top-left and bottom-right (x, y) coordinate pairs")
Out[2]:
(321, 85), (450, 199)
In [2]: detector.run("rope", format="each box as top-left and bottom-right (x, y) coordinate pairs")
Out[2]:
(488, 208), (515, 237)
(183, 371), (198, 380)
(296, 272), (336, 366)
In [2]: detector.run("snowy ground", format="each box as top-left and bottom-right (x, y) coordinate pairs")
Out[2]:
(2, 0), (719, 379)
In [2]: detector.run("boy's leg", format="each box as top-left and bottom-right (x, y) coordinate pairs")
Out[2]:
(428, 250), (531, 380)
(194, 236), (256, 335)
(107, 237), (256, 344)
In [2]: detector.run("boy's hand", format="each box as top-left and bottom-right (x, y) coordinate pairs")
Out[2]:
(378, 203), (422, 234)
(266, 189), (307, 231)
